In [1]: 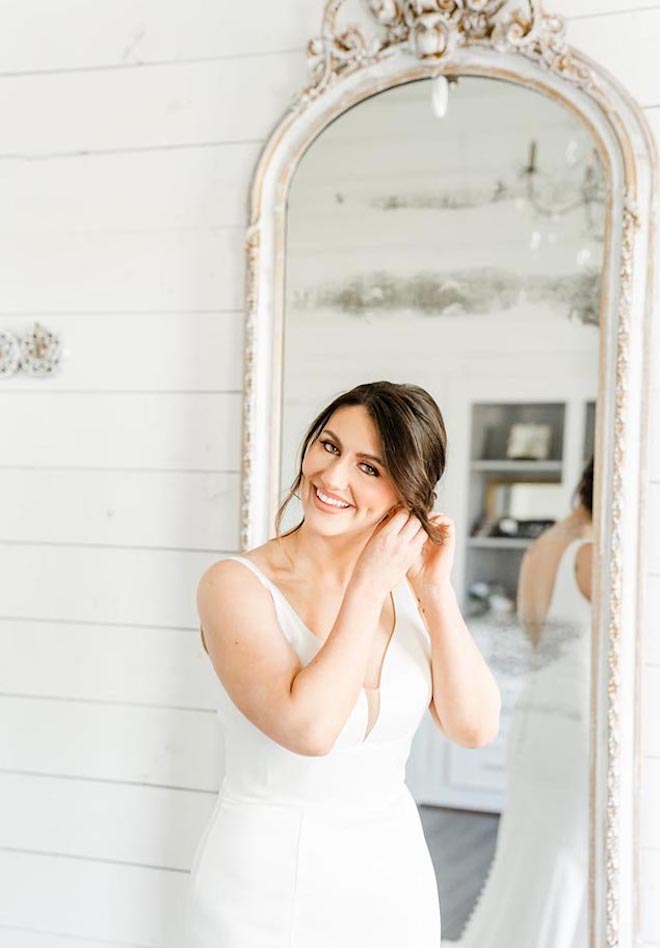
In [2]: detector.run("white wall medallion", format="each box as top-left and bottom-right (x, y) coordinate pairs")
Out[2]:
(0, 331), (20, 376)
(19, 322), (62, 377)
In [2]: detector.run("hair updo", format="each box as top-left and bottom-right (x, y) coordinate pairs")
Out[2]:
(275, 380), (448, 544)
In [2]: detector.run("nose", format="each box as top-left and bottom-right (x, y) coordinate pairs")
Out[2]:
(322, 454), (352, 491)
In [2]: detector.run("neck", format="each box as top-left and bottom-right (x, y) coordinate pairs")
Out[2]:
(277, 521), (373, 586)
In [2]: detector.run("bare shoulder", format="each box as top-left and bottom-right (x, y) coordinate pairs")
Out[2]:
(196, 555), (275, 630)
(195, 554), (315, 754)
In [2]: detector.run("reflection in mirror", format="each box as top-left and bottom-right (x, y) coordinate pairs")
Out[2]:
(281, 76), (602, 945)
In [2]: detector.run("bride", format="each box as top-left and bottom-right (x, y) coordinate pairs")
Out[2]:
(185, 379), (501, 947)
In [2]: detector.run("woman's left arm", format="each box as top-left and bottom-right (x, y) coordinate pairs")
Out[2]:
(407, 513), (501, 749)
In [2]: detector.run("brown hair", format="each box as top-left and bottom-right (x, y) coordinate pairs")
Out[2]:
(275, 380), (448, 544)
(573, 454), (594, 516)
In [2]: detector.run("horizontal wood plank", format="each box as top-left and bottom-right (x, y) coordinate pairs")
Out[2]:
(557, 0), (660, 14)
(644, 577), (660, 666)
(0, 393), (241, 470)
(0, 928), (133, 948)
(641, 758), (660, 850)
(0, 227), (244, 314)
(553, 12), (660, 107)
(0, 54), (303, 158)
(0, 620), (221, 709)
(0, 850), (187, 946)
(0, 546), (214, 627)
(0, 0), (316, 73)
(0, 2), (656, 74)
(643, 666), (660, 758)
(0, 143), (259, 236)
(0, 772), (215, 869)
(0, 696), (221, 789)
(641, 849), (660, 945)
(0, 470), (239, 550)
(0, 311), (242, 390)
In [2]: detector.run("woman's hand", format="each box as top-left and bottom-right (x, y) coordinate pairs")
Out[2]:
(353, 508), (429, 593)
(406, 513), (456, 596)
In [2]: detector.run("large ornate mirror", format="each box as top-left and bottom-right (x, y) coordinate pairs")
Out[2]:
(240, 3), (655, 945)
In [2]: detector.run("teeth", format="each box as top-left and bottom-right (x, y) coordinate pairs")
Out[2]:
(316, 487), (350, 508)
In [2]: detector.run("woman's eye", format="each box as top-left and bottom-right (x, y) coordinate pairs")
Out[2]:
(320, 440), (378, 476)
(361, 463), (379, 477)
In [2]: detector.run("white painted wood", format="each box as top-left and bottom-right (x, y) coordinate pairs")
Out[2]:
(0, 0), (317, 73)
(568, 11), (660, 106)
(0, 2), (656, 945)
(0, 470), (239, 550)
(0, 228), (244, 314)
(0, 55), (303, 157)
(0, 393), (241, 470)
(649, 389), (660, 482)
(0, 851), (187, 946)
(643, 666), (660, 758)
(0, 546), (213, 627)
(0, 696), (220, 789)
(640, 758), (660, 850)
(0, 144), (259, 236)
(0, 930), (131, 948)
(0, 620), (220, 708)
(641, 850), (660, 945)
(0, 1), (654, 78)
(0, 772), (215, 868)
(648, 484), (660, 574)
(0, 311), (242, 389)
(556, 0), (660, 16)
(644, 578), (660, 666)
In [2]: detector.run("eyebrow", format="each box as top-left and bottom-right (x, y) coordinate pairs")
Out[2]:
(321, 428), (384, 466)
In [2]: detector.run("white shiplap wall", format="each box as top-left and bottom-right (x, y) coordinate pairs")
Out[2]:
(0, 2), (657, 946)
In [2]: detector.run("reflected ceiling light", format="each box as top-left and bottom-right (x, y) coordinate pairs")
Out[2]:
(521, 139), (604, 231)
(430, 75), (449, 118)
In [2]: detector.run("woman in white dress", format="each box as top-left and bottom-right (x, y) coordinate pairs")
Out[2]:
(184, 380), (501, 947)
(450, 457), (594, 948)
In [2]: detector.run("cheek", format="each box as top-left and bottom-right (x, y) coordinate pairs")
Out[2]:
(361, 478), (397, 508)
(302, 446), (325, 477)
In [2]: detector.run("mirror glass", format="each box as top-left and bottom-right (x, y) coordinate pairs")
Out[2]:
(280, 76), (603, 944)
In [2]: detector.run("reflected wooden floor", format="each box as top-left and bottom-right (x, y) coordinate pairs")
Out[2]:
(418, 805), (499, 942)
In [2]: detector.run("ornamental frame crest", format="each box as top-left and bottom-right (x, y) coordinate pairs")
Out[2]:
(239, 4), (657, 947)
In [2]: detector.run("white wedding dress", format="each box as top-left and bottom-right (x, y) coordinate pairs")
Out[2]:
(446, 537), (592, 948)
(183, 555), (442, 947)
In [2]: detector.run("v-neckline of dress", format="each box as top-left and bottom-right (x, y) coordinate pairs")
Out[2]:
(229, 555), (399, 744)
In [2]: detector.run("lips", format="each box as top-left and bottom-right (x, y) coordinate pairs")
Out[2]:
(313, 484), (353, 509)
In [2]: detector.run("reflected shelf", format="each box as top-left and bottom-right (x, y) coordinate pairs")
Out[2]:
(467, 537), (534, 549)
(469, 460), (563, 473)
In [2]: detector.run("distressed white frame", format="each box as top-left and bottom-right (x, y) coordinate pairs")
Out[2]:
(239, 4), (657, 945)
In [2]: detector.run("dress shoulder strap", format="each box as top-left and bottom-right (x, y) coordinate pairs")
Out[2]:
(547, 537), (593, 620)
(223, 554), (275, 591)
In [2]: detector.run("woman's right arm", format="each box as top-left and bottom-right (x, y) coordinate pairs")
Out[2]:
(196, 560), (388, 756)
(196, 511), (427, 756)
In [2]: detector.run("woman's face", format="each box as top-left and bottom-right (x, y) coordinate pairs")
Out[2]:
(300, 404), (400, 537)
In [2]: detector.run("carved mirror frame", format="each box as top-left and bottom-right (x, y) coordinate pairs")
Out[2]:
(239, 3), (657, 945)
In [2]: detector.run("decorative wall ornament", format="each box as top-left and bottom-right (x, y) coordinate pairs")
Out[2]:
(0, 331), (20, 376)
(19, 322), (62, 376)
(302, 0), (594, 103)
(0, 323), (62, 377)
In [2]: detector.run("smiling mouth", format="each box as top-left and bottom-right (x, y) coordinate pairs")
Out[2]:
(314, 485), (352, 509)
